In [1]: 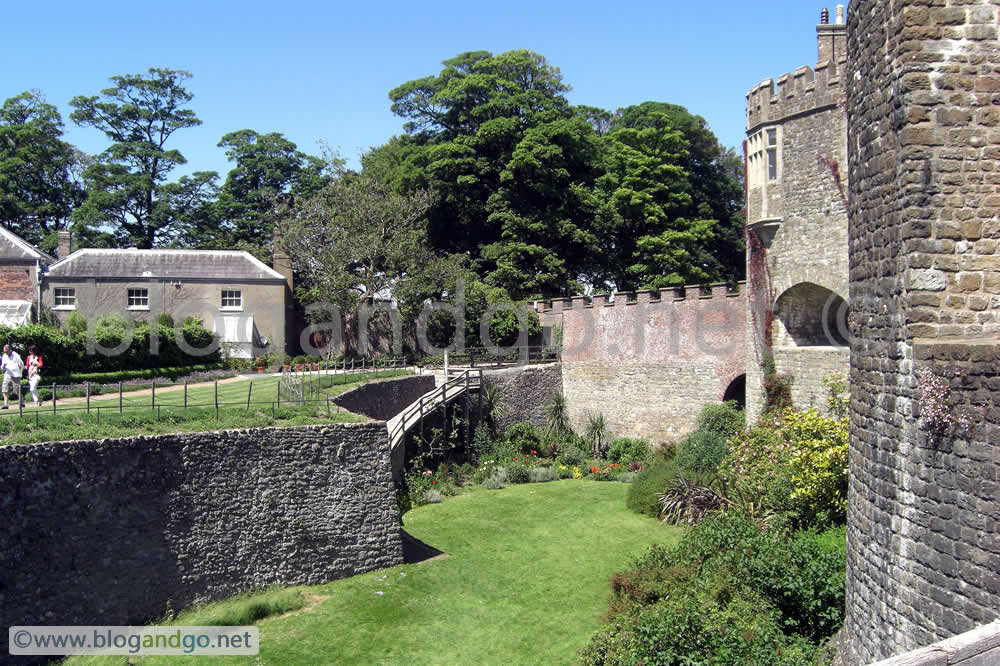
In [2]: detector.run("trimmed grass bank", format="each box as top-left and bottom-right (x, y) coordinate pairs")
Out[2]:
(65, 480), (680, 665)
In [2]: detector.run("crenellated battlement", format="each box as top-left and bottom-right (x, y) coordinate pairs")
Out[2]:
(746, 59), (845, 133)
(533, 281), (745, 313)
(746, 5), (847, 133)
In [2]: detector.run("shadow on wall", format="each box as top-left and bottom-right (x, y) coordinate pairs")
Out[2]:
(773, 282), (849, 347)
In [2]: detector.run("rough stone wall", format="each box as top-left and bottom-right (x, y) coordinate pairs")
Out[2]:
(772, 347), (849, 412)
(845, 1), (1000, 661)
(0, 423), (403, 644)
(481, 363), (563, 432)
(744, 13), (850, 424)
(332, 374), (436, 421)
(543, 286), (745, 443)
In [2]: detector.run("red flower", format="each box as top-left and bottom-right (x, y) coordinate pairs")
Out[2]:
(431, 480), (436, 484)
(530, 450), (536, 455)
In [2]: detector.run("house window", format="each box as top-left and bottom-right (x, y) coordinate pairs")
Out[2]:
(767, 128), (777, 146)
(127, 288), (149, 310)
(221, 290), (243, 310)
(54, 288), (76, 309)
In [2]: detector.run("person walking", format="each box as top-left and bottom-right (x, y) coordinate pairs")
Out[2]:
(26, 345), (43, 408)
(1, 344), (24, 409)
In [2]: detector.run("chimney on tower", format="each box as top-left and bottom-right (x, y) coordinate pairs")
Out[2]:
(817, 6), (847, 65)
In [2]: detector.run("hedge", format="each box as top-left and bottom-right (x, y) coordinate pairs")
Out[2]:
(0, 319), (221, 376)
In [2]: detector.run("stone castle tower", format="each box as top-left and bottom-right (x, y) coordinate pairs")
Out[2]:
(844, 0), (1000, 661)
(744, 6), (851, 422)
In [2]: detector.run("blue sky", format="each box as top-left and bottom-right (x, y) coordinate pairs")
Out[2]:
(5, 0), (847, 176)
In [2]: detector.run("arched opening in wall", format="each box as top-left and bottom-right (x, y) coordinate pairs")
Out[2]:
(773, 283), (849, 347)
(722, 374), (746, 410)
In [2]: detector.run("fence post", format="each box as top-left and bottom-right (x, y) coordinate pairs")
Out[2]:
(419, 394), (424, 443)
(17, 381), (22, 417)
(184, 382), (188, 409)
(215, 380), (219, 419)
(247, 380), (253, 411)
(86, 382), (90, 414)
(277, 377), (281, 407)
(151, 381), (155, 410)
(52, 382), (56, 414)
(119, 381), (122, 413)
(465, 371), (471, 448)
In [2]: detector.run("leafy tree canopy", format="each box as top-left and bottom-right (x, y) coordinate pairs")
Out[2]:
(0, 91), (85, 246)
(202, 129), (330, 260)
(69, 68), (217, 248)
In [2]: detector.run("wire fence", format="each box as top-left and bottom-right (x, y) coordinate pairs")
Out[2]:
(0, 357), (409, 425)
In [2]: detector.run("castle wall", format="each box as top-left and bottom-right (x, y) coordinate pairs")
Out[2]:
(744, 16), (850, 424)
(0, 423), (403, 647)
(845, 1), (1000, 661)
(540, 285), (745, 443)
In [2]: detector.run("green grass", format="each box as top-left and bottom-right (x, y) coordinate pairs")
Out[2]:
(0, 369), (413, 445)
(63, 481), (682, 665)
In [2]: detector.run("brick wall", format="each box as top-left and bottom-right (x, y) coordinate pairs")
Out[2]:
(0, 268), (33, 301)
(844, 1), (1000, 661)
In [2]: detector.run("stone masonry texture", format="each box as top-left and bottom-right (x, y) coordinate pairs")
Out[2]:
(541, 286), (745, 442)
(0, 422), (403, 658)
(332, 374), (435, 421)
(481, 363), (563, 432)
(845, 1), (1000, 662)
(744, 13), (850, 424)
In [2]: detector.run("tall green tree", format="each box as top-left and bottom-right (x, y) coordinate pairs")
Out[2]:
(0, 91), (85, 246)
(206, 129), (329, 259)
(277, 174), (435, 313)
(69, 68), (217, 248)
(592, 103), (744, 291)
(373, 49), (600, 298)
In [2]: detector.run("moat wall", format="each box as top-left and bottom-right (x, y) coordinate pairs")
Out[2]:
(845, 0), (1000, 661)
(0, 422), (403, 658)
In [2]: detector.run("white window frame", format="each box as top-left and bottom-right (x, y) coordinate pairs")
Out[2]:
(53, 287), (76, 310)
(127, 287), (149, 310)
(220, 289), (243, 312)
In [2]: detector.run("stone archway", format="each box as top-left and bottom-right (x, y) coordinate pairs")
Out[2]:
(772, 282), (848, 347)
(722, 374), (746, 409)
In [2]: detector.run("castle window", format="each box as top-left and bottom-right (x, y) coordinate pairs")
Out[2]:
(767, 148), (777, 180)
(767, 128), (777, 146)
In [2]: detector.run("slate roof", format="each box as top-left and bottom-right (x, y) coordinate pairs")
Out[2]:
(0, 227), (55, 264)
(46, 249), (287, 282)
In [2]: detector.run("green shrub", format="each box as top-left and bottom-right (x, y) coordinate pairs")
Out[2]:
(156, 312), (175, 328)
(606, 437), (651, 464)
(482, 469), (508, 490)
(581, 510), (846, 665)
(505, 421), (544, 455)
(618, 472), (637, 483)
(556, 443), (588, 467)
(674, 429), (729, 477)
(528, 466), (557, 483)
(505, 462), (530, 484)
(625, 459), (678, 517)
(424, 489), (442, 504)
(696, 400), (745, 437)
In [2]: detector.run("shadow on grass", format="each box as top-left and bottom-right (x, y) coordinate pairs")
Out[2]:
(401, 529), (446, 564)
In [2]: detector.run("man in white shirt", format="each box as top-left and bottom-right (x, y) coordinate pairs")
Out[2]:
(1, 344), (24, 409)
